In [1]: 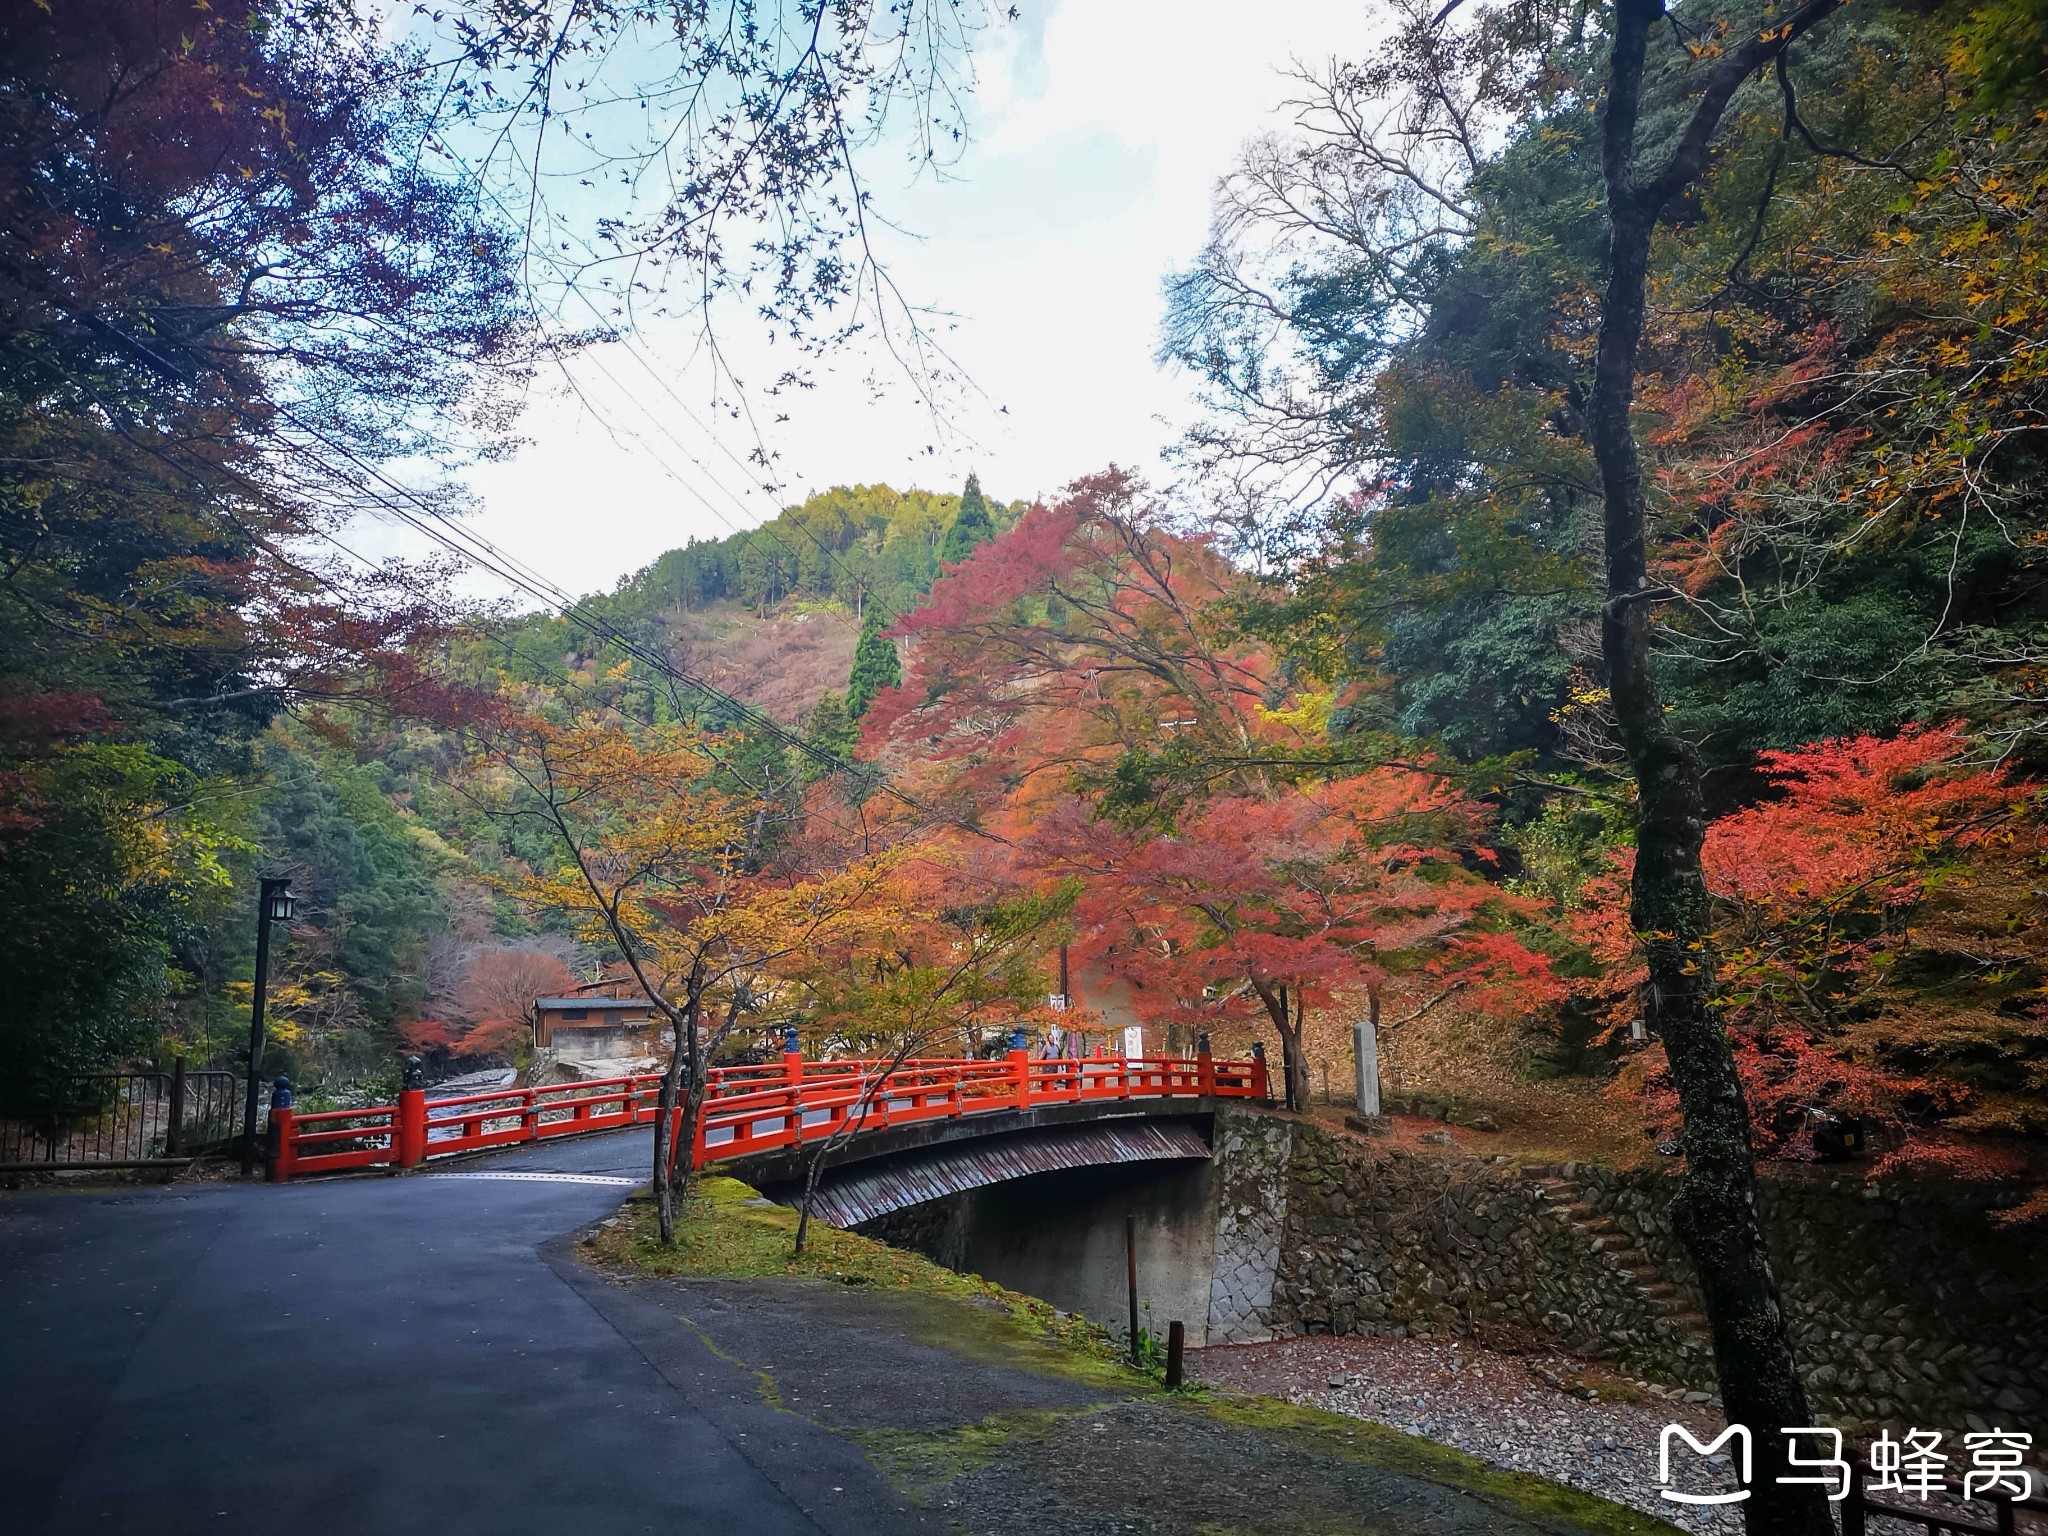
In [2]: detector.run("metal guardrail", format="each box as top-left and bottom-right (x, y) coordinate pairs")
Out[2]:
(0, 1063), (243, 1170)
(268, 1048), (1272, 1181)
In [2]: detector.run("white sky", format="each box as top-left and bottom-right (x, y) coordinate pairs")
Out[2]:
(373, 1), (1387, 599)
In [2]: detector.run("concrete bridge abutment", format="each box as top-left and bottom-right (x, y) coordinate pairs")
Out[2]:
(847, 1105), (1295, 1348)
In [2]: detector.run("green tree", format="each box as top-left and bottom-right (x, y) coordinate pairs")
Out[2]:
(937, 473), (996, 566)
(798, 692), (861, 783)
(256, 743), (446, 1033)
(846, 605), (901, 719)
(0, 746), (239, 1109)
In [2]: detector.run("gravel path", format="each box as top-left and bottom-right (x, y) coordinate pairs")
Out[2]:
(1191, 1335), (1745, 1535)
(1190, 1335), (2046, 1536)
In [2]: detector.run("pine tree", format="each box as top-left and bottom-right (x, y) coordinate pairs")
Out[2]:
(937, 472), (995, 566)
(846, 603), (901, 719)
(798, 691), (860, 782)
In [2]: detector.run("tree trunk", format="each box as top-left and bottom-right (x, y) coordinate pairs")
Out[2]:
(1589, 5), (1833, 1530)
(675, 1007), (707, 1207)
(651, 1027), (686, 1246)
(796, 1029), (940, 1256)
(652, 959), (706, 1247)
(1251, 977), (1311, 1112)
(1294, 989), (1312, 1105)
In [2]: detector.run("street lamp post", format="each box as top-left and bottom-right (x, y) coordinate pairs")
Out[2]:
(241, 877), (295, 1175)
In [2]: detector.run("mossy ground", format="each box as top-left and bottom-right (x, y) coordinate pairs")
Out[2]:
(587, 1175), (1687, 1536)
(850, 1394), (1689, 1536)
(586, 1174), (1143, 1388)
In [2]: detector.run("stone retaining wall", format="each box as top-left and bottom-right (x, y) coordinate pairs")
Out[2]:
(1569, 1161), (2047, 1430)
(1236, 1107), (2046, 1429)
(1206, 1112), (1293, 1343)
(1251, 1112), (1711, 1384)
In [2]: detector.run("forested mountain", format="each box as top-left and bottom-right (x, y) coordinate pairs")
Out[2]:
(580, 476), (1016, 626)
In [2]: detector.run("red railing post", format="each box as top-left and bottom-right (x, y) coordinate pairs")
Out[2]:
(266, 1100), (295, 1183)
(396, 1086), (428, 1168)
(1007, 1029), (1031, 1110)
(783, 1027), (805, 1145)
(1197, 1033), (1216, 1098)
(1250, 1041), (1270, 1101)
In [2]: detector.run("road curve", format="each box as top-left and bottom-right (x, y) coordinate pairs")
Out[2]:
(0, 1131), (921, 1536)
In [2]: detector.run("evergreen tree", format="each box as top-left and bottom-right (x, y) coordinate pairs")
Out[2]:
(798, 691), (860, 782)
(846, 603), (901, 719)
(936, 472), (995, 565)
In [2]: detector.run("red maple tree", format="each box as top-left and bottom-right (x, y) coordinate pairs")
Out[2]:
(864, 470), (1555, 1108)
(1029, 772), (1554, 1110)
(1582, 726), (2042, 1165)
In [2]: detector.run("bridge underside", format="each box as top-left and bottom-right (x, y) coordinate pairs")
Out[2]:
(719, 1100), (1220, 1226)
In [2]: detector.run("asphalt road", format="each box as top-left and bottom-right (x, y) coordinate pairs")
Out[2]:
(0, 1132), (922, 1536)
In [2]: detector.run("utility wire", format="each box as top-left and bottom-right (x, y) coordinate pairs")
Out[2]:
(449, 151), (918, 629)
(121, 411), (914, 852)
(270, 413), (874, 782)
(88, 315), (1003, 842)
(579, 334), (911, 628)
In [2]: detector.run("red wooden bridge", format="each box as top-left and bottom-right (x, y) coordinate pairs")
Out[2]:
(265, 1044), (1270, 1182)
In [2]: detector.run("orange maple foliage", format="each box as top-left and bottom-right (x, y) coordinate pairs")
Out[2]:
(1581, 726), (2045, 1167)
(448, 942), (580, 1061)
(864, 470), (1556, 1108)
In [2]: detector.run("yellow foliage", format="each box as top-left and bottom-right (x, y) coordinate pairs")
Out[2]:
(1256, 688), (1336, 740)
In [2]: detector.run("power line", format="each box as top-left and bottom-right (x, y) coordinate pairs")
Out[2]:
(91, 314), (822, 747)
(536, 341), (872, 629)
(271, 413), (870, 781)
(299, 510), (897, 844)
(100, 315), (999, 840)
(580, 336), (911, 627)
(123, 409), (916, 852)
(447, 152), (919, 629)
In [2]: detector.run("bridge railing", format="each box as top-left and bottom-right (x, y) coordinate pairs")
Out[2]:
(265, 1046), (1269, 1182)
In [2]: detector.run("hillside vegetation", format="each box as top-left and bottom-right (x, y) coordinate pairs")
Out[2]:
(5, 0), (2045, 1210)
